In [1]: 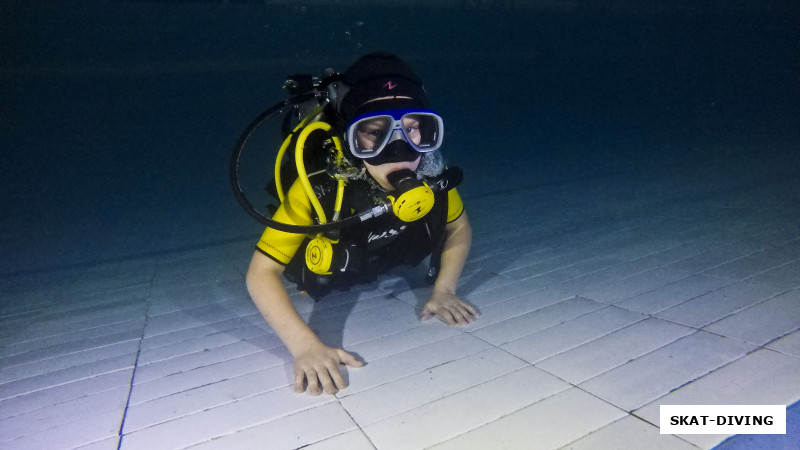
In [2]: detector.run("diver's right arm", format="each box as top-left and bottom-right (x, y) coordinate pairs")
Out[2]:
(245, 251), (363, 396)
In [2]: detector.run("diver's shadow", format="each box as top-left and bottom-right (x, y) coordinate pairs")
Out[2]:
(379, 262), (480, 319)
(302, 287), (367, 384)
(387, 256), (510, 320)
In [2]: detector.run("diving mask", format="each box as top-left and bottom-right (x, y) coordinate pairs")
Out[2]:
(345, 109), (444, 159)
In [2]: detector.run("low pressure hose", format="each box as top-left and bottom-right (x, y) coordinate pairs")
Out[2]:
(262, 166), (462, 235)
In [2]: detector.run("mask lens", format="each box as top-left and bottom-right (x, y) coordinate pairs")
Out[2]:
(352, 116), (392, 157)
(401, 113), (442, 152)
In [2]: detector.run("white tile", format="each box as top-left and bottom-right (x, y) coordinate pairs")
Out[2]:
(336, 303), (424, 347)
(346, 322), (460, 361)
(462, 276), (562, 308)
(341, 333), (492, 396)
(635, 349), (800, 449)
(0, 354), (136, 401)
(137, 323), (271, 365)
(616, 273), (733, 314)
(767, 329), (800, 358)
(128, 350), (290, 405)
(147, 279), (250, 316)
(340, 348), (527, 426)
(462, 285), (575, 330)
(501, 306), (646, 363)
(536, 318), (694, 384)
(0, 339), (140, 384)
(704, 289), (800, 345)
(8, 302), (148, 342)
(429, 387), (625, 450)
(703, 246), (799, 280)
(315, 288), (396, 314)
(563, 415), (697, 450)
(143, 300), (256, 337)
(580, 331), (755, 411)
(120, 386), (332, 449)
(620, 241), (708, 271)
(655, 280), (785, 328)
(470, 296), (605, 345)
(578, 266), (693, 305)
(302, 429), (375, 450)
(2, 317), (146, 358)
(69, 265), (154, 294)
(75, 437), (121, 450)
(0, 385), (130, 443)
(757, 228), (800, 249)
(512, 255), (627, 292)
(0, 369), (132, 420)
(132, 335), (277, 383)
(123, 363), (292, 433)
(303, 295), (412, 329)
(606, 238), (685, 264)
(557, 261), (651, 293)
(745, 260), (800, 292)
(1, 405), (124, 450)
(670, 238), (767, 274)
(500, 251), (619, 283)
(456, 269), (520, 298)
(185, 402), (358, 450)
(138, 314), (266, 352)
(363, 366), (569, 450)
(1, 326), (142, 368)
(467, 247), (550, 275)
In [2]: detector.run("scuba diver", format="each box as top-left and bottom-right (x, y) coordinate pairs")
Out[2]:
(243, 52), (477, 396)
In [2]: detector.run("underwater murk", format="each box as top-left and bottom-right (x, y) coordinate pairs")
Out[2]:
(1, 0), (798, 274)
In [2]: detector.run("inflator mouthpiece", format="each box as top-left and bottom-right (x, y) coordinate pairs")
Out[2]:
(386, 169), (435, 222)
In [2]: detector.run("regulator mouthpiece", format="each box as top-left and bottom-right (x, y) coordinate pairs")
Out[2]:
(386, 169), (435, 222)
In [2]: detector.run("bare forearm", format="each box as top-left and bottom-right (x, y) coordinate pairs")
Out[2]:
(246, 252), (321, 356)
(434, 212), (472, 294)
(246, 251), (363, 395)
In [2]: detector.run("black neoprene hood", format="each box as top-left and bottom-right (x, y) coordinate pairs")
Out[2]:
(338, 52), (429, 124)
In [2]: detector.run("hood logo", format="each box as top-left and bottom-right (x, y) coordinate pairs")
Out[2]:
(384, 81), (398, 90)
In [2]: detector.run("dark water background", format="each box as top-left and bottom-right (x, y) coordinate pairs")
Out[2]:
(2, 0), (798, 276)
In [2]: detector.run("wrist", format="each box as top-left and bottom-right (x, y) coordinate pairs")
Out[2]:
(285, 330), (325, 357)
(432, 282), (457, 296)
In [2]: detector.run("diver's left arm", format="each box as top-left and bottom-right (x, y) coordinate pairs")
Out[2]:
(420, 212), (479, 325)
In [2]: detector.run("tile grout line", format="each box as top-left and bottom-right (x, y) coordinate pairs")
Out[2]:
(335, 397), (380, 450)
(115, 274), (156, 450)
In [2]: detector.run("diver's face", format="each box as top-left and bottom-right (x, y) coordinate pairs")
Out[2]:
(355, 116), (422, 150)
(357, 116), (422, 190)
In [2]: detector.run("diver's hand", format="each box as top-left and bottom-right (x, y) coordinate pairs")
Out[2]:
(420, 289), (479, 326)
(292, 341), (363, 396)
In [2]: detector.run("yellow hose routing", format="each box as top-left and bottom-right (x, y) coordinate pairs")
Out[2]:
(273, 103), (325, 204)
(294, 119), (348, 275)
(294, 121), (346, 225)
